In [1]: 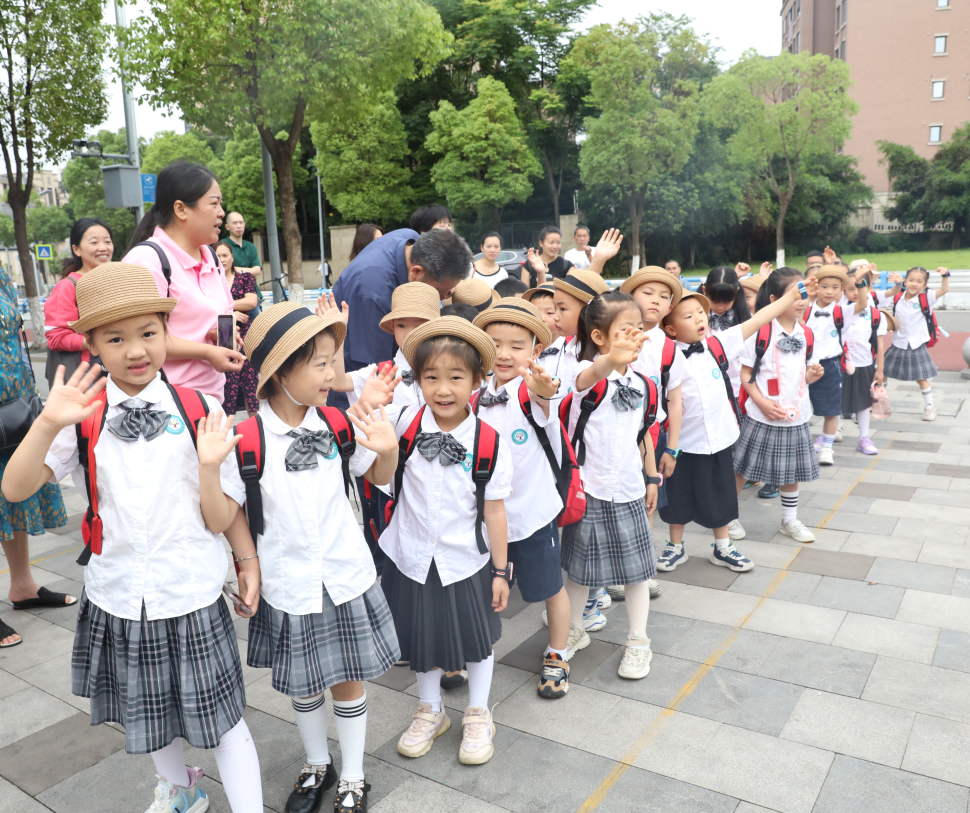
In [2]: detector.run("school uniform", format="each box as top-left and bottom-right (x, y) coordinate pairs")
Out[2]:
(734, 320), (820, 486)
(220, 402), (400, 698)
(842, 304), (888, 414)
(708, 313), (742, 398)
(44, 373), (245, 755)
(804, 300), (844, 417)
(561, 363), (656, 588)
(476, 375), (564, 603)
(379, 405), (513, 674)
(659, 326), (744, 529)
(540, 335), (581, 402)
(885, 290), (938, 381)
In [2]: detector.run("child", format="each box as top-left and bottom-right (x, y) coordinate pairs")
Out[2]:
(803, 265), (849, 466)
(214, 303), (401, 813)
(562, 290), (661, 680)
(452, 278), (498, 312)
(740, 275), (764, 314)
(1, 263), (263, 813)
(841, 268), (888, 454)
(381, 317), (513, 765)
(734, 268), (825, 544)
(494, 277), (528, 298)
(656, 274), (819, 572)
(885, 266), (950, 421)
(472, 298), (575, 697)
(523, 282), (559, 336)
(551, 269), (611, 399)
(702, 267), (753, 402)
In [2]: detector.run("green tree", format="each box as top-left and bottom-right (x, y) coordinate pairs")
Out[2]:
(121, 0), (449, 303)
(783, 151), (873, 246)
(0, 213), (14, 248)
(0, 0), (108, 345)
(217, 126), (272, 232)
(426, 76), (541, 226)
(140, 129), (218, 176)
(312, 92), (412, 225)
(703, 50), (859, 262)
(24, 199), (71, 285)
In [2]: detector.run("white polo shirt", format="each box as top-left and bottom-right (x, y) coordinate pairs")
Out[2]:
(676, 326), (745, 455)
(566, 362), (649, 503)
(804, 300), (845, 361)
(221, 401), (378, 613)
(891, 290), (937, 350)
(476, 376), (562, 541)
(844, 304), (888, 369)
(740, 319), (812, 428)
(348, 348), (424, 411)
(379, 405), (513, 587)
(44, 374), (237, 622)
(630, 325), (687, 427)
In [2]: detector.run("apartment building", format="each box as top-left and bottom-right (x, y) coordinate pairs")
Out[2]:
(0, 168), (68, 208)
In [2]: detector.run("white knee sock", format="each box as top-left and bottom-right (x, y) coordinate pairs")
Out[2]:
(465, 654), (494, 710)
(857, 408), (871, 438)
(332, 693), (367, 782)
(624, 581), (651, 643)
(781, 489), (799, 524)
(922, 387), (934, 407)
(291, 693), (330, 767)
(415, 669), (442, 712)
(564, 576), (589, 629)
(150, 738), (190, 787)
(213, 718), (263, 813)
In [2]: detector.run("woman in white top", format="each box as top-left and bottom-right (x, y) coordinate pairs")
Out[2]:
(884, 265), (950, 421)
(1, 264), (263, 813)
(472, 232), (509, 288)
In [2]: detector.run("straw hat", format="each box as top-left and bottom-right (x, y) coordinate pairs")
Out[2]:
(619, 266), (684, 307)
(553, 269), (610, 304)
(451, 278), (499, 312)
(246, 303), (347, 400)
(401, 315), (497, 375)
(815, 265), (850, 286)
(473, 297), (553, 347)
(662, 291), (710, 327)
(522, 282), (556, 303)
(740, 275), (765, 294)
(379, 282), (441, 333)
(879, 308), (898, 332)
(69, 263), (177, 334)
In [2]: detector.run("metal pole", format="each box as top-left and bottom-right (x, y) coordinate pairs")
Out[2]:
(316, 172), (326, 289)
(261, 139), (284, 301)
(113, 0), (144, 223)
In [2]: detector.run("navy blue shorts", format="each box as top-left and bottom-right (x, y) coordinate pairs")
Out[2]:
(809, 356), (843, 417)
(508, 521), (564, 603)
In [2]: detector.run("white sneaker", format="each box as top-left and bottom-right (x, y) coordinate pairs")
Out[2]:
(618, 637), (652, 679)
(834, 428), (843, 443)
(567, 622), (590, 658)
(458, 706), (495, 765)
(728, 519), (746, 540)
(817, 446), (834, 466)
(923, 405), (937, 421)
(780, 519), (816, 543)
(648, 578), (662, 599)
(593, 587), (612, 609)
(606, 585), (625, 601)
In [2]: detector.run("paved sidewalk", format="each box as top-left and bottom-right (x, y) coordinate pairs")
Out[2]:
(2, 374), (970, 813)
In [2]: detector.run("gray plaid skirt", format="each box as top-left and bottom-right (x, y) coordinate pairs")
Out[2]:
(733, 417), (819, 485)
(247, 580), (399, 697)
(72, 590), (246, 755)
(885, 344), (937, 382)
(560, 496), (656, 588)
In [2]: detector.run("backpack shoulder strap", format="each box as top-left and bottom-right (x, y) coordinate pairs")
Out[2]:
(518, 380), (563, 488)
(233, 415), (266, 539)
(919, 292), (937, 339)
(75, 390), (109, 566)
(472, 417), (500, 556)
(630, 371), (658, 447)
(572, 378), (610, 466)
(705, 336), (743, 426)
(132, 241), (173, 297)
(659, 337), (676, 415)
(893, 291), (903, 313)
(205, 243), (220, 268)
(802, 325), (814, 361)
(387, 406), (425, 524)
(169, 384), (210, 447)
(317, 406), (357, 498)
(469, 385), (485, 414)
(833, 304), (844, 336)
(749, 323), (772, 381)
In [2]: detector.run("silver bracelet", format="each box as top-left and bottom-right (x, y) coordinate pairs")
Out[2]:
(234, 553), (259, 562)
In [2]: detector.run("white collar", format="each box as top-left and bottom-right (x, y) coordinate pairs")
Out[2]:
(421, 404), (476, 441)
(259, 400), (320, 436)
(105, 372), (166, 407)
(486, 374), (522, 396)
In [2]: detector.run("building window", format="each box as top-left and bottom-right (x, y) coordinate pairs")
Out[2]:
(843, 0), (847, 22)
(835, 45), (840, 60)
(842, 40), (847, 60)
(932, 80), (945, 98)
(935, 35), (947, 53)
(937, 0), (949, 7)
(930, 125), (942, 143)
(797, 0), (801, 15)
(836, 5), (841, 28)
(796, 31), (800, 52)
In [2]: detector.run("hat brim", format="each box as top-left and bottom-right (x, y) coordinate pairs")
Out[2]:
(378, 309), (437, 334)
(473, 300), (552, 348)
(663, 291), (710, 327)
(252, 311), (347, 400)
(740, 276), (765, 293)
(69, 297), (177, 335)
(815, 267), (850, 286)
(401, 315), (497, 377)
(552, 277), (600, 304)
(879, 308), (898, 332)
(522, 284), (556, 302)
(619, 268), (684, 307)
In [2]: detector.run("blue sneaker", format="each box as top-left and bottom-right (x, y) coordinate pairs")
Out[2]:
(656, 542), (687, 572)
(582, 606), (608, 632)
(709, 543), (754, 572)
(593, 587), (612, 610)
(145, 768), (208, 813)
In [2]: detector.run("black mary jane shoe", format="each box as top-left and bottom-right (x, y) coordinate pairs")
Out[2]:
(285, 760), (337, 813)
(333, 779), (370, 813)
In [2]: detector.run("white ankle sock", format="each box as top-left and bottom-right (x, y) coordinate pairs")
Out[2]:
(332, 693), (367, 782)
(465, 654), (494, 710)
(922, 388), (934, 407)
(714, 536), (731, 550)
(781, 489), (799, 524)
(213, 718), (263, 813)
(150, 738), (190, 787)
(857, 408), (871, 438)
(544, 645), (569, 660)
(292, 693), (330, 767)
(822, 433), (835, 448)
(416, 669), (442, 712)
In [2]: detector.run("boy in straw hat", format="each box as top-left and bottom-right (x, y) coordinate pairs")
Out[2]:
(472, 298), (575, 699)
(2, 263), (265, 813)
(215, 301), (403, 813)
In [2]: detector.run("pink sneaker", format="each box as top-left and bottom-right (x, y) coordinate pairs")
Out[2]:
(856, 436), (878, 455)
(397, 702), (451, 758)
(458, 706), (496, 765)
(813, 435), (824, 453)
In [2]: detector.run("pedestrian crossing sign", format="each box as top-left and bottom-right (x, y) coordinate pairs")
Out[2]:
(35, 244), (53, 260)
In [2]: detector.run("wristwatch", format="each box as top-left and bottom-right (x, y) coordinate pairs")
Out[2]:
(664, 446), (681, 459)
(941, 271), (951, 278)
(645, 475), (662, 486)
(490, 562), (514, 584)
(796, 281), (809, 299)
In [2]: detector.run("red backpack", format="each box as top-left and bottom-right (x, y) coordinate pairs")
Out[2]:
(737, 324), (815, 416)
(75, 383), (210, 566)
(383, 405), (499, 555)
(472, 381), (586, 527)
(893, 291), (940, 348)
(658, 337), (677, 429)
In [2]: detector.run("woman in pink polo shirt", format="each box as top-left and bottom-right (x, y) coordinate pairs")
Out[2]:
(123, 161), (245, 400)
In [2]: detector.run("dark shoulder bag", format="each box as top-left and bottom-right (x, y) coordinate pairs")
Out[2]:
(0, 329), (43, 450)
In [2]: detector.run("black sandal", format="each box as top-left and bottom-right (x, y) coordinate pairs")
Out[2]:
(0, 618), (22, 648)
(285, 761), (337, 813)
(333, 779), (370, 812)
(12, 586), (78, 611)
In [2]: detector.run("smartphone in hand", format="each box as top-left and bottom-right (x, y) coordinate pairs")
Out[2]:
(222, 584), (254, 616)
(217, 313), (236, 351)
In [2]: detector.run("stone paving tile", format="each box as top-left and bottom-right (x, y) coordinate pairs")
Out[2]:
(664, 621), (779, 676)
(918, 541), (970, 571)
(951, 570), (970, 597)
(650, 583), (761, 628)
(0, 669), (28, 700)
(815, 511), (900, 536)
(812, 755), (969, 813)
(891, 440), (942, 453)
(852, 481), (915, 500)
(780, 690), (915, 768)
(872, 459), (929, 474)
(866, 497), (936, 519)
(0, 685), (77, 750)
(370, 775), (512, 813)
(0, 776), (51, 813)
(407, 662), (533, 714)
(498, 628), (615, 684)
(932, 630), (970, 674)
(596, 605), (694, 653)
(895, 516), (970, 546)
(841, 532), (923, 561)
(901, 713), (970, 788)
(0, 612), (76, 675)
(726, 566), (821, 604)
(832, 613), (940, 665)
(866, 557), (956, 594)
(804, 493), (877, 514)
(929, 463), (970, 479)
(743, 598), (846, 645)
(492, 682), (622, 747)
(15, 653), (88, 714)
(36, 747), (162, 813)
(369, 663), (418, 692)
(757, 637), (875, 697)
(807, 576), (905, 619)
(654, 556), (739, 590)
(583, 649), (702, 708)
(787, 548), (875, 581)
(896, 590), (970, 634)
(594, 764), (742, 813)
(863, 656), (970, 724)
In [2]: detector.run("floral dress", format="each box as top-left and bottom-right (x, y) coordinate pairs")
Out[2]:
(0, 268), (67, 539)
(222, 272), (260, 415)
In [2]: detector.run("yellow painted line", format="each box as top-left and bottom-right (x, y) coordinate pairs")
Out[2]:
(0, 544), (82, 576)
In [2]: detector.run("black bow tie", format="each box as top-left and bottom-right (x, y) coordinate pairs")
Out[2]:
(400, 369), (415, 385)
(478, 390), (510, 408)
(414, 432), (468, 466)
(777, 334), (804, 354)
(106, 404), (170, 442)
(538, 346), (560, 359)
(612, 381), (643, 412)
(285, 429), (335, 471)
(683, 342), (705, 358)
(709, 312), (734, 331)
(813, 311), (832, 319)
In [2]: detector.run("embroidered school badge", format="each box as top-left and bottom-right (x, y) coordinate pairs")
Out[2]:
(649, 375), (660, 387)
(712, 368), (722, 380)
(324, 446), (338, 460)
(831, 329), (838, 338)
(462, 453), (473, 472)
(512, 429), (529, 445)
(165, 416), (185, 435)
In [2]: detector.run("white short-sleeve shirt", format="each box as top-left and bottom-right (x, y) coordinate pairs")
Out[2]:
(804, 300), (845, 361)
(476, 375), (562, 541)
(472, 268), (509, 288)
(891, 290), (937, 349)
(707, 320), (742, 397)
(379, 405), (513, 586)
(220, 402), (377, 613)
(740, 319), (812, 427)
(348, 349), (424, 411)
(676, 325), (745, 455)
(43, 373), (237, 621)
(844, 304), (888, 369)
(630, 325), (687, 427)
(563, 247), (595, 269)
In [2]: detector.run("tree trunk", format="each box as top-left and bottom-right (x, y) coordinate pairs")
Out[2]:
(629, 196), (642, 275)
(9, 195), (44, 350)
(491, 206), (502, 229)
(776, 192), (791, 268)
(541, 150), (560, 227)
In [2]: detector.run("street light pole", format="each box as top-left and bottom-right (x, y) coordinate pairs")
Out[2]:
(113, 0), (144, 223)
(261, 139), (284, 301)
(316, 172), (326, 288)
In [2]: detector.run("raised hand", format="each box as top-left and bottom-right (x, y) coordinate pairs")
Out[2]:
(358, 364), (401, 408)
(197, 411), (242, 468)
(527, 248), (548, 283)
(608, 326), (645, 366)
(759, 261), (773, 278)
(518, 358), (558, 400)
(888, 272), (904, 285)
(348, 404), (398, 455)
(593, 228), (624, 262)
(823, 245), (837, 265)
(735, 262), (751, 275)
(39, 362), (107, 430)
(316, 291), (349, 323)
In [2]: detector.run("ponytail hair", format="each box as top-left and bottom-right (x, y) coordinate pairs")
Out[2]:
(703, 266), (751, 325)
(128, 161), (218, 250)
(755, 266), (804, 312)
(61, 217), (113, 278)
(577, 290), (640, 362)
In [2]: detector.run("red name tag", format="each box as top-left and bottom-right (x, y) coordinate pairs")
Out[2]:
(767, 379), (780, 397)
